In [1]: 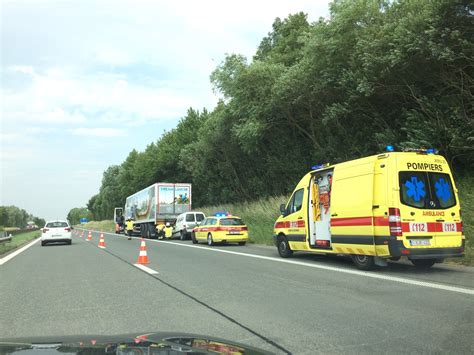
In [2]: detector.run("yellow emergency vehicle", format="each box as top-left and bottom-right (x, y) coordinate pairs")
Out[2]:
(273, 148), (465, 270)
(192, 213), (249, 246)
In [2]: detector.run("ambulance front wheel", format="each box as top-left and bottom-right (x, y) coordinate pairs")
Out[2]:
(351, 254), (375, 270)
(277, 236), (293, 258)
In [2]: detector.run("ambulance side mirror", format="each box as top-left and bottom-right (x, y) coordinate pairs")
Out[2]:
(280, 203), (286, 215)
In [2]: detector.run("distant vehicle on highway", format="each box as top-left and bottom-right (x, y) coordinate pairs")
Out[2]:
(192, 213), (248, 246)
(25, 222), (38, 230)
(274, 148), (465, 270)
(173, 211), (206, 240)
(41, 220), (72, 246)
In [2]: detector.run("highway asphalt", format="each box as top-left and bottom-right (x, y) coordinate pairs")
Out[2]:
(0, 229), (473, 354)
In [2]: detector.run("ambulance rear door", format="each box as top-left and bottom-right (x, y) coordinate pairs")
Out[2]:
(395, 153), (463, 253)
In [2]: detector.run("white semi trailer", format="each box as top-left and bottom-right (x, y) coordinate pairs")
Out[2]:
(117, 183), (192, 238)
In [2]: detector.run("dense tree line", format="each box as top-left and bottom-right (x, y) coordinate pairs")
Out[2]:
(83, 0), (473, 220)
(0, 206), (45, 229)
(66, 208), (93, 226)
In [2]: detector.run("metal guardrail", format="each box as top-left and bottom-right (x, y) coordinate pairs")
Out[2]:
(0, 235), (13, 244)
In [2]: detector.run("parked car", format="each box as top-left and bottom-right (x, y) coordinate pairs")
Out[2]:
(174, 211), (206, 240)
(192, 213), (248, 246)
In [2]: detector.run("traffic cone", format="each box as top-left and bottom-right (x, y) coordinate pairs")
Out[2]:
(98, 232), (106, 249)
(87, 231), (92, 241)
(136, 238), (149, 264)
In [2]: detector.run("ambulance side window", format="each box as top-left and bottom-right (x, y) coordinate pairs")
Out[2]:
(286, 188), (304, 215)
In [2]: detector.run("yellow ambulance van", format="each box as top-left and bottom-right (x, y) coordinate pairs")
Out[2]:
(273, 148), (465, 270)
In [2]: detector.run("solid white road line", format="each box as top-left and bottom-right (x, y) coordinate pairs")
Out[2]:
(134, 263), (159, 274)
(80, 229), (474, 296)
(153, 240), (474, 296)
(0, 237), (41, 266)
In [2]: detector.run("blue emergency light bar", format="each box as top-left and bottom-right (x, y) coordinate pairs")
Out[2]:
(401, 147), (439, 154)
(311, 163), (329, 170)
(385, 145), (395, 152)
(214, 212), (231, 217)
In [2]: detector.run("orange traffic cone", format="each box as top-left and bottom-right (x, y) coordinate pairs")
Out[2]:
(136, 238), (149, 264)
(87, 231), (92, 241)
(98, 232), (106, 249)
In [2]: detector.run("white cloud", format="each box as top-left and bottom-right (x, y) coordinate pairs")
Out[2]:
(8, 65), (35, 75)
(3, 68), (210, 128)
(70, 127), (126, 137)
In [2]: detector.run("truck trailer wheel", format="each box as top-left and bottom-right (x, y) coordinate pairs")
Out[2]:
(277, 235), (293, 258)
(140, 224), (149, 239)
(351, 254), (375, 270)
(411, 259), (436, 269)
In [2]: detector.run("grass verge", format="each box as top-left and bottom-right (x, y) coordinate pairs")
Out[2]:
(0, 230), (40, 256)
(447, 175), (473, 265)
(76, 220), (116, 233)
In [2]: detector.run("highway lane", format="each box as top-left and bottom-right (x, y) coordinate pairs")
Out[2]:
(1, 229), (473, 354)
(0, 233), (278, 353)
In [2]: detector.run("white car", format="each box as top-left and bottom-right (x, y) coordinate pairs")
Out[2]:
(41, 220), (72, 246)
(173, 211), (205, 240)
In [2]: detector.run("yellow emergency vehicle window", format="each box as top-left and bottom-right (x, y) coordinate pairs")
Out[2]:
(220, 218), (245, 226)
(400, 172), (426, 208)
(207, 218), (217, 225)
(429, 173), (456, 208)
(286, 188), (304, 215)
(399, 171), (456, 209)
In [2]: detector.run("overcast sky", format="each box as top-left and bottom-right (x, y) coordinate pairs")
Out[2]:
(1, 0), (330, 221)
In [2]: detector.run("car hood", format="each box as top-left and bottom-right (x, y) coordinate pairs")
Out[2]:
(0, 331), (273, 354)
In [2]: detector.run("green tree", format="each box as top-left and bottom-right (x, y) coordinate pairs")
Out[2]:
(86, 0), (473, 212)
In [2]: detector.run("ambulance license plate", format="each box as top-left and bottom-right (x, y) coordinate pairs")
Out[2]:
(229, 231), (241, 235)
(409, 239), (430, 246)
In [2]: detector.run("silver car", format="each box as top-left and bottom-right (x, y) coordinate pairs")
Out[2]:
(41, 220), (72, 246)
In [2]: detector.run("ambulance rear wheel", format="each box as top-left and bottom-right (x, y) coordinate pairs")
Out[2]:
(351, 254), (375, 270)
(277, 236), (293, 258)
(191, 232), (198, 244)
(411, 259), (436, 269)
